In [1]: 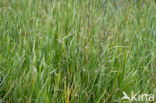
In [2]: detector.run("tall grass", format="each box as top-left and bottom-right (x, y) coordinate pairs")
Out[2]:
(0, 0), (156, 102)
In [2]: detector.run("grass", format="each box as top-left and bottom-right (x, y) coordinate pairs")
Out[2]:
(0, 0), (156, 102)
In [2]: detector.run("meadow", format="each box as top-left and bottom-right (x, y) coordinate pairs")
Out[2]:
(0, 0), (156, 102)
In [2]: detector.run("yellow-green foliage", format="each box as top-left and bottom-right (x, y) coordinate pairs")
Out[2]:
(0, 0), (156, 102)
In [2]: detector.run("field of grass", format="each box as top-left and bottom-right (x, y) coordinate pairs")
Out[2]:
(0, 0), (156, 102)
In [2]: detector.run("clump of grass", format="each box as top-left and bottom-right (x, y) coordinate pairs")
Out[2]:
(0, 0), (156, 102)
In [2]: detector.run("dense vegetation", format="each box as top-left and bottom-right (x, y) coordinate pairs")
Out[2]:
(0, 0), (156, 102)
